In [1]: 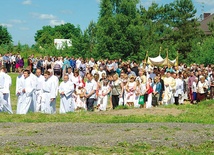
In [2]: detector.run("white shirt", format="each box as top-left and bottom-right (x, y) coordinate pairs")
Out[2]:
(36, 75), (45, 90)
(98, 70), (106, 80)
(16, 74), (24, 95)
(49, 75), (59, 96)
(59, 80), (74, 97)
(85, 79), (97, 99)
(55, 60), (63, 68)
(71, 75), (82, 88)
(197, 81), (208, 94)
(76, 59), (81, 69)
(89, 60), (95, 68)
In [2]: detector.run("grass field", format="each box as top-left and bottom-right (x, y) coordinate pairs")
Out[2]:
(1, 141), (213, 155)
(1, 73), (213, 154)
(5, 73), (214, 124)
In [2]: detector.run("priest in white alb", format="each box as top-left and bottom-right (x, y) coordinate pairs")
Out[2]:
(35, 68), (45, 112)
(16, 68), (24, 114)
(59, 74), (75, 113)
(17, 70), (35, 114)
(41, 71), (56, 114)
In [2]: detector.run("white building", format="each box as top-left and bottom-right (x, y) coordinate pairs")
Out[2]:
(54, 39), (72, 50)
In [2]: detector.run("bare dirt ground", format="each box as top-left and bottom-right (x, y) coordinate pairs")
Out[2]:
(0, 106), (213, 149)
(98, 107), (184, 116)
(0, 122), (213, 148)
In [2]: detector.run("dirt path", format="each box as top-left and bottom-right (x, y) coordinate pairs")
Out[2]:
(0, 123), (213, 148)
(98, 107), (184, 116)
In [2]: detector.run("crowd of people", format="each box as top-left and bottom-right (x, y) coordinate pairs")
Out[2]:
(0, 53), (214, 114)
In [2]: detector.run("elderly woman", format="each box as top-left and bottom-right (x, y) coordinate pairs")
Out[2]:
(111, 73), (123, 109)
(197, 76), (208, 102)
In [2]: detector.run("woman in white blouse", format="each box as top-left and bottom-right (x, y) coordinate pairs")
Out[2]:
(197, 76), (208, 102)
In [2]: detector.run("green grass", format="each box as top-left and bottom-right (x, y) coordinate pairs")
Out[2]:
(0, 99), (213, 124)
(3, 72), (214, 124)
(0, 141), (213, 155)
(3, 73), (214, 154)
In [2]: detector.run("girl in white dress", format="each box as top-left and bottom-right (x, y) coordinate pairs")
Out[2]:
(97, 79), (111, 111)
(134, 77), (141, 108)
(75, 83), (86, 110)
(125, 75), (136, 106)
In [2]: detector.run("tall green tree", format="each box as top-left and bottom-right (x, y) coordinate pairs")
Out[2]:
(0, 25), (12, 45)
(165, 0), (202, 58)
(34, 23), (82, 49)
(96, 0), (116, 59)
(208, 17), (214, 35)
(97, 0), (142, 60)
(82, 21), (97, 58)
(139, 3), (168, 57)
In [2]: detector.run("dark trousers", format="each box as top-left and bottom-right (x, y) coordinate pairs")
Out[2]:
(144, 94), (148, 102)
(107, 70), (115, 75)
(210, 86), (214, 99)
(86, 98), (95, 111)
(12, 62), (15, 72)
(112, 95), (119, 109)
(174, 97), (179, 105)
(6, 63), (11, 73)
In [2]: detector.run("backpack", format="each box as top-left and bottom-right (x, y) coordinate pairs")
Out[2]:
(54, 64), (61, 70)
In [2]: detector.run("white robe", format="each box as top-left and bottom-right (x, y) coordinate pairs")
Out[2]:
(134, 86), (140, 108)
(59, 80), (75, 113)
(97, 85), (109, 111)
(29, 73), (37, 112)
(16, 74), (24, 114)
(41, 77), (56, 114)
(35, 75), (45, 112)
(49, 75), (59, 113)
(3, 73), (13, 113)
(163, 77), (175, 105)
(17, 76), (35, 114)
(75, 88), (86, 110)
(0, 72), (13, 114)
(174, 78), (184, 104)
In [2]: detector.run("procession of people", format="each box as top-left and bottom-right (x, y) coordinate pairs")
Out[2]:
(0, 53), (214, 114)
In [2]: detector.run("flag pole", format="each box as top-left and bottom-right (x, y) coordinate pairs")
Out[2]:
(176, 51), (179, 67)
(144, 51), (148, 68)
(159, 46), (162, 56)
(166, 49), (169, 68)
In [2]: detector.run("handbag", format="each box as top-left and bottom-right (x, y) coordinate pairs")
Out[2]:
(119, 97), (124, 105)
(147, 86), (153, 94)
(138, 95), (144, 105)
(152, 95), (158, 106)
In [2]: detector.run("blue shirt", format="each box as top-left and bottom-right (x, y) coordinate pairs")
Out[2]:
(69, 59), (76, 68)
(155, 82), (162, 94)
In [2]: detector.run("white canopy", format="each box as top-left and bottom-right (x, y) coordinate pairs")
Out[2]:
(147, 55), (177, 66)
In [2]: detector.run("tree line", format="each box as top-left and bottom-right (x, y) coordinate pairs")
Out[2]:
(0, 0), (214, 65)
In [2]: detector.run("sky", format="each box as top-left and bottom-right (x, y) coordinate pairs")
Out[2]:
(0, 0), (214, 46)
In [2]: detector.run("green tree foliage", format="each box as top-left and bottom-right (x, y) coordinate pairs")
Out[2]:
(96, 0), (143, 60)
(0, 25), (12, 45)
(34, 23), (82, 48)
(82, 21), (98, 58)
(164, 0), (203, 59)
(208, 17), (214, 35)
(187, 37), (214, 65)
